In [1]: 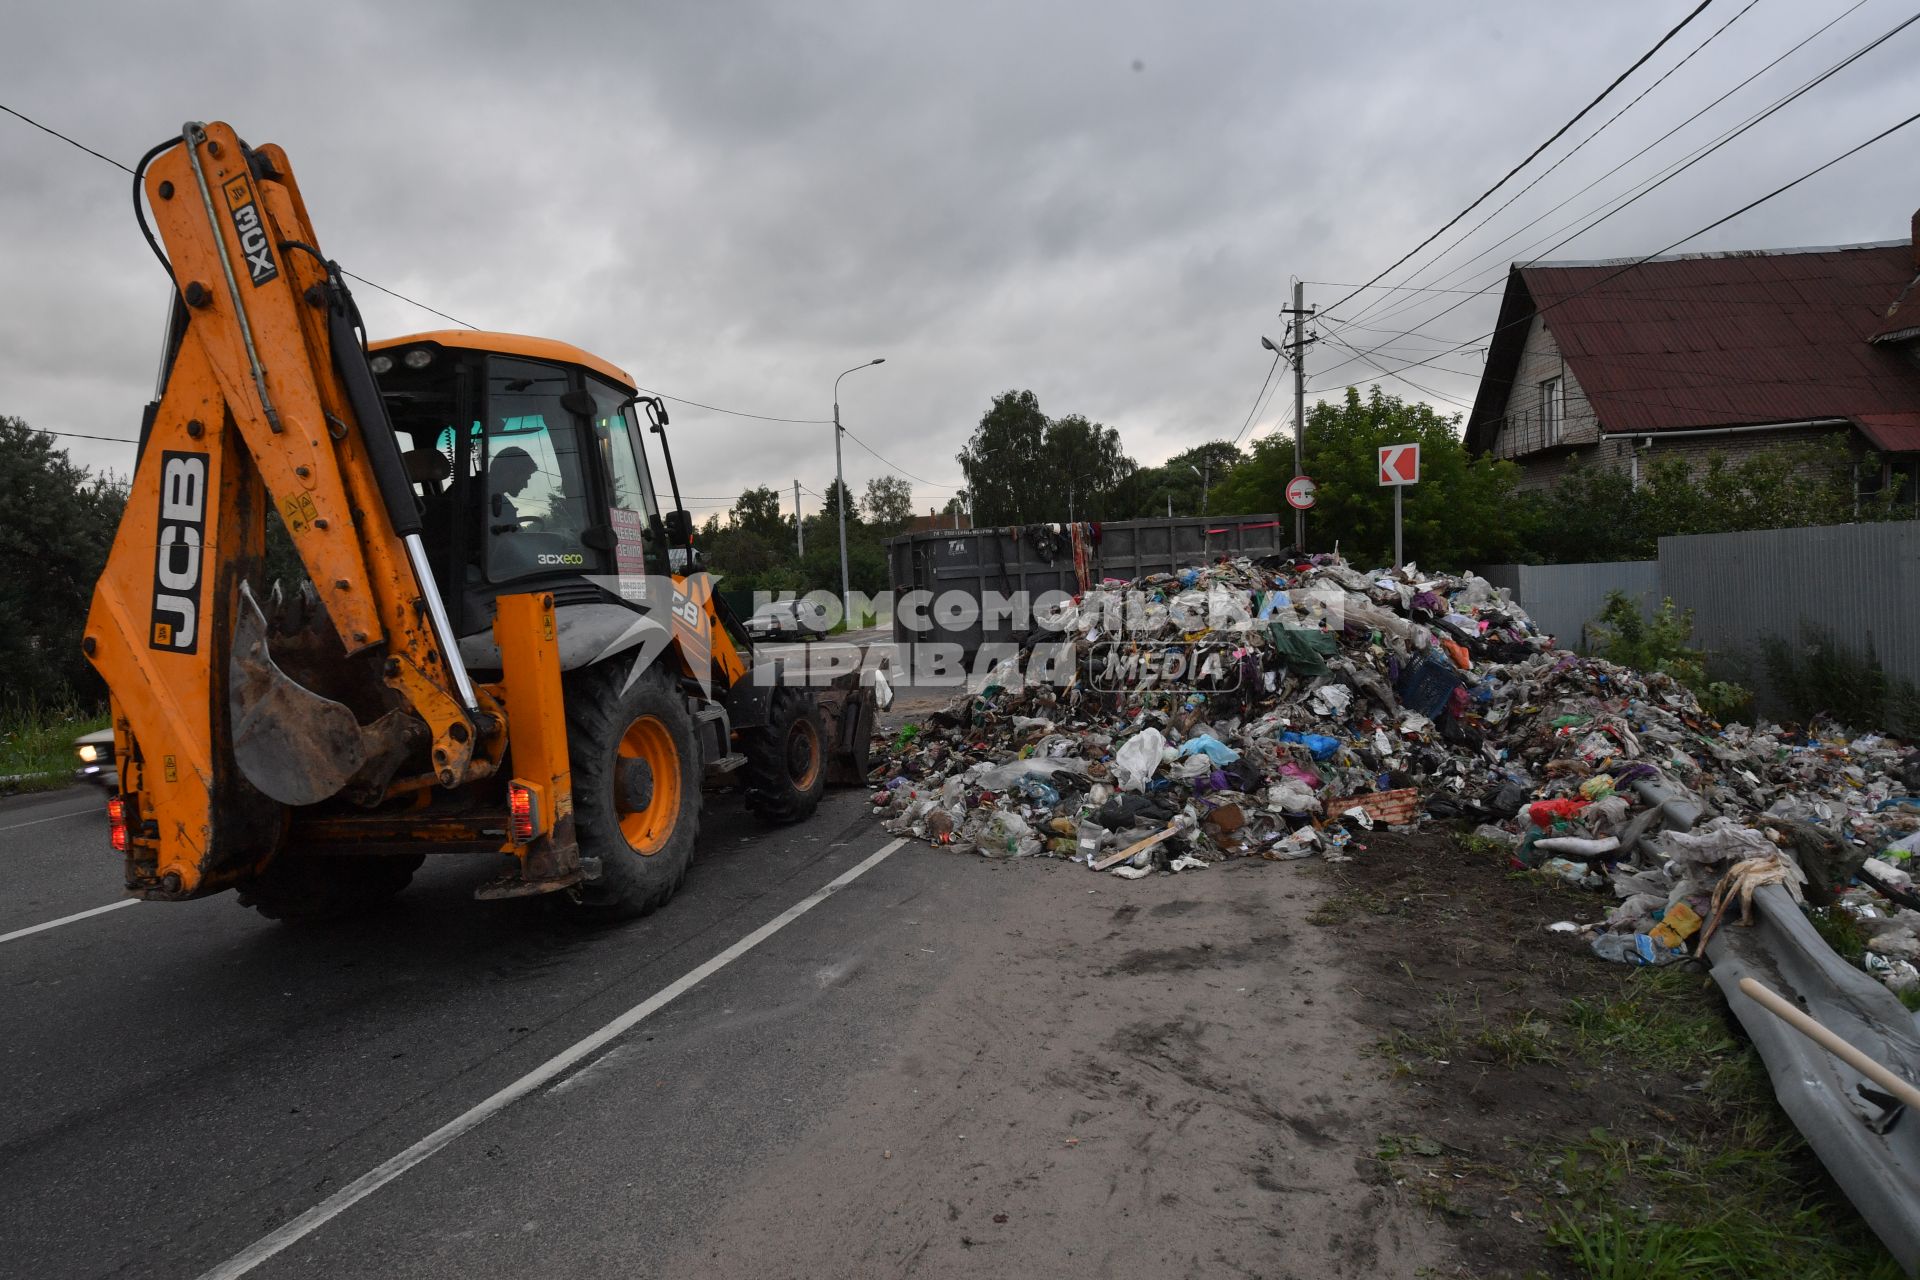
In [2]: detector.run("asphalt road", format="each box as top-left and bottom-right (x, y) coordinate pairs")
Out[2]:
(0, 741), (1433, 1278)
(0, 782), (954, 1280)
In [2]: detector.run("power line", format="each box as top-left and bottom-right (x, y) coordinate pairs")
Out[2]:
(338, 271), (480, 331)
(0, 103), (134, 174)
(1230, 349), (1284, 445)
(1311, 105), (1920, 395)
(632, 384), (831, 425)
(1314, 7), (1920, 383)
(839, 425), (967, 490)
(1318, 0), (1718, 318)
(25, 426), (140, 445)
(1315, 333), (1476, 409)
(1333, 0), (1878, 337)
(1334, 0), (1763, 329)
(0, 103), (841, 428)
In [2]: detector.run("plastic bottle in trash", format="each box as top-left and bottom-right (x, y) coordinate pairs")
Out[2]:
(1016, 776), (1060, 808)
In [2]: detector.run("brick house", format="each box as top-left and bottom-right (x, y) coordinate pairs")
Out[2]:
(1463, 237), (1920, 499)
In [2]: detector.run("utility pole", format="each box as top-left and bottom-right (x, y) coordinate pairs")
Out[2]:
(1281, 281), (1316, 551)
(794, 479), (804, 557)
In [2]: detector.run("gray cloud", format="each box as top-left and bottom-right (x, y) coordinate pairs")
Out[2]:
(2, 0), (1916, 518)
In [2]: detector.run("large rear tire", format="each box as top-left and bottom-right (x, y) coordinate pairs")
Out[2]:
(565, 663), (702, 920)
(235, 853), (423, 922)
(741, 686), (827, 825)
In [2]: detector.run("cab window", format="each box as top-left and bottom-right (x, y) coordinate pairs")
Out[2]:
(484, 356), (595, 582)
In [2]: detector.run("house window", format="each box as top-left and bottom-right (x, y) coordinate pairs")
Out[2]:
(1539, 376), (1564, 445)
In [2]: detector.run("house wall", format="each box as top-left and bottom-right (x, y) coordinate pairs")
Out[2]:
(1490, 313), (1600, 471)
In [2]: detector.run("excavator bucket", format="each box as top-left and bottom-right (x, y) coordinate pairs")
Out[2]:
(228, 583), (418, 806)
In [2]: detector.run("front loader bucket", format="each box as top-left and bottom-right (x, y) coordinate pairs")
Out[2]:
(229, 583), (413, 806)
(816, 670), (879, 786)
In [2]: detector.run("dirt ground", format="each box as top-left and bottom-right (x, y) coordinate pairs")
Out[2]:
(677, 852), (1447, 1278)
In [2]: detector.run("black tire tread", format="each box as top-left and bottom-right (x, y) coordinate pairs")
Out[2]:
(740, 686), (827, 825)
(564, 663), (702, 921)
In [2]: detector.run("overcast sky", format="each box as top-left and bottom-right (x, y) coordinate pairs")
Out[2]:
(2, 0), (1915, 519)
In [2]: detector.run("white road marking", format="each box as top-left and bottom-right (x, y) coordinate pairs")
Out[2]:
(0, 805), (102, 832)
(0, 898), (135, 944)
(196, 836), (910, 1280)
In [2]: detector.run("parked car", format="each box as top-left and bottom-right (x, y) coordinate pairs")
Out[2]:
(744, 598), (831, 640)
(74, 728), (116, 788)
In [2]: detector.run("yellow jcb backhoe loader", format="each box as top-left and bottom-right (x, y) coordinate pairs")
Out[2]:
(84, 121), (874, 921)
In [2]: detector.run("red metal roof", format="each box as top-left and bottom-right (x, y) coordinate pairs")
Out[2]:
(1467, 242), (1920, 448)
(1856, 412), (1920, 454)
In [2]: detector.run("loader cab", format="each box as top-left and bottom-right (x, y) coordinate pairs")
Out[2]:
(370, 331), (667, 635)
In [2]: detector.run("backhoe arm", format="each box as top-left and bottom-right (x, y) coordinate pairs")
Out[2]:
(86, 121), (491, 896)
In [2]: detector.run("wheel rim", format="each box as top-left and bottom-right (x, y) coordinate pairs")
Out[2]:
(616, 714), (681, 855)
(786, 718), (822, 791)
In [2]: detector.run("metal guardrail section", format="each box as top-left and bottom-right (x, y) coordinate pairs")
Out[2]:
(886, 514), (1287, 653)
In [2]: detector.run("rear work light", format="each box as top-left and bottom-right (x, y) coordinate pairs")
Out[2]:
(508, 783), (539, 844)
(106, 796), (127, 853)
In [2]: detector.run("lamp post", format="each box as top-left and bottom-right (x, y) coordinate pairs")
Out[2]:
(833, 358), (885, 628)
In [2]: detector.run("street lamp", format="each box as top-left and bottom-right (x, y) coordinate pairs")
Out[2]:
(833, 357), (885, 628)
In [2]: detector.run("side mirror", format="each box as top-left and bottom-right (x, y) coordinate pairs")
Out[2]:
(663, 509), (694, 546)
(560, 388), (597, 419)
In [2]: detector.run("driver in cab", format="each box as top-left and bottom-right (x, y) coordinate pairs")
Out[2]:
(489, 446), (539, 533)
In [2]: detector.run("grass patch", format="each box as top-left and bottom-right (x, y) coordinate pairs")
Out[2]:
(1542, 969), (1901, 1279)
(1473, 1009), (1560, 1068)
(1807, 906), (1870, 967)
(0, 705), (105, 794)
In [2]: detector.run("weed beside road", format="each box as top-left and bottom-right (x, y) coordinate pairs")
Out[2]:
(1315, 830), (1899, 1279)
(0, 706), (105, 794)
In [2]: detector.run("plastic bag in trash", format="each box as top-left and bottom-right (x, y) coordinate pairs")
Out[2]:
(979, 811), (1040, 859)
(1179, 734), (1241, 765)
(1114, 728), (1167, 792)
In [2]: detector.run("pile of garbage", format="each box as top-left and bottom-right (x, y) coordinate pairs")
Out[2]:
(867, 553), (1920, 995)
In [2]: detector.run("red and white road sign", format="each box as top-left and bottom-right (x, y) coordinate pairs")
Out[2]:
(1285, 475), (1317, 510)
(1378, 443), (1420, 486)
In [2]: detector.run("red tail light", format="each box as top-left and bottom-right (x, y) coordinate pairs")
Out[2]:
(508, 783), (538, 843)
(107, 796), (127, 853)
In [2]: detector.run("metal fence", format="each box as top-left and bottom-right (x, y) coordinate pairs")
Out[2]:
(1659, 522), (1920, 716)
(1485, 521), (1920, 721)
(887, 514), (1287, 652)
(1474, 561), (1659, 652)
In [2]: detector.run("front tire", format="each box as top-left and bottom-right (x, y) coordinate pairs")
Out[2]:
(741, 687), (827, 824)
(565, 664), (702, 920)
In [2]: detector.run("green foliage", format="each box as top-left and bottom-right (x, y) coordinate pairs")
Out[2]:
(1517, 440), (1896, 564)
(0, 705), (109, 794)
(862, 475), (914, 535)
(958, 391), (1139, 524)
(1213, 386), (1523, 568)
(0, 416), (126, 711)
(1760, 625), (1920, 736)
(1545, 970), (1902, 1280)
(1590, 592), (1751, 721)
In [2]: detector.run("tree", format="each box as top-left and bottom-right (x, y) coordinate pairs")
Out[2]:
(862, 475), (914, 534)
(819, 477), (858, 525)
(1512, 438), (1886, 564)
(0, 416), (127, 709)
(1212, 387), (1521, 568)
(1044, 414), (1135, 520)
(730, 485), (787, 544)
(958, 390), (1051, 524)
